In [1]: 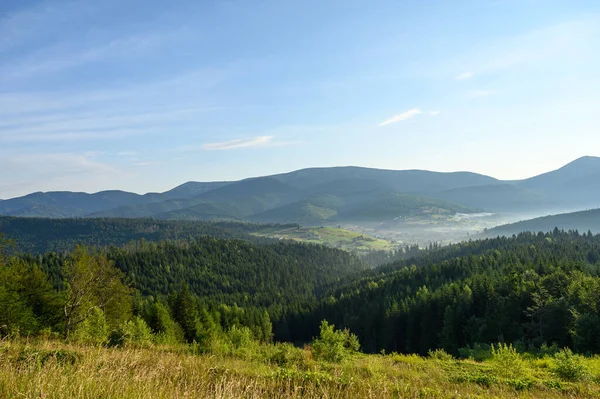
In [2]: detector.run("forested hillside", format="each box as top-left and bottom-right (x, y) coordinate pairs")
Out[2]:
(1, 233), (366, 342)
(484, 209), (600, 237)
(27, 238), (367, 315)
(4, 227), (600, 360)
(0, 216), (295, 254)
(4, 228), (600, 397)
(290, 231), (600, 355)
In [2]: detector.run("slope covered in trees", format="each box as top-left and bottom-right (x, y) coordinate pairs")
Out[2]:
(0, 216), (294, 254)
(290, 231), (600, 355)
(484, 209), (600, 237)
(4, 227), (600, 364)
(3, 233), (367, 343)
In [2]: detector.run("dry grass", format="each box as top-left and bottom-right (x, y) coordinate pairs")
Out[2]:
(0, 340), (599, 399)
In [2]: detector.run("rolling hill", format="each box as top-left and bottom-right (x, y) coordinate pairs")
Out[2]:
(514, 156), (600, 208)
(483, 208), (600, 237)
(249, 191), (475, 225)
(0, 183), (229, 219)
(426, 184), (552, 211)
(2, 156), (600, 225)
(271, 166), (500, 192)
(248, 196), (342, 225)
(0, 190), (151, 217)
(0, 215), (399, 260)
(96, 177), (305, 221)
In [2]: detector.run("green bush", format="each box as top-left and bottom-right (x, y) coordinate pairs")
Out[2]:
(71, 307), (108, 345)
(552, 348), (587, 381)
(311, 320), (359, 363)
(198, 325), (259, 358)
(227, 325), (255, 349)
(109, 316), (153, 348)
(490, 343), (527, 379)
(507, 378), (533, 391)
(428, 348), (454, 361)
(269, 342), (308, 368)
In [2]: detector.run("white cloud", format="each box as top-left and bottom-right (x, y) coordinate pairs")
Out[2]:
(378, 109), (423, 126)
(456, 71), (473, 80)
(429, 110), (441, 116)
(202, 136), (274, 151)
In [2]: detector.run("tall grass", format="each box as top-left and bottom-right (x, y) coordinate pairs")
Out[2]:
(1, 339), (599, 398)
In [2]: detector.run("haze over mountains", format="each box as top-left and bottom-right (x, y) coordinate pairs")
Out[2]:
(1, 156), (599, 227)
(483, 208), (600, 238)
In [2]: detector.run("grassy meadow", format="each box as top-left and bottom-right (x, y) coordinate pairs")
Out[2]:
(2, 339), (600, 399)
(252, 226), (398, 254)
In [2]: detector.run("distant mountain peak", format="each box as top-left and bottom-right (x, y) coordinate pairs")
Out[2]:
(561, 155), (600, 169)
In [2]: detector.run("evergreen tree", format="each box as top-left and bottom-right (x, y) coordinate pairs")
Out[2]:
(171, 285), (199, 343)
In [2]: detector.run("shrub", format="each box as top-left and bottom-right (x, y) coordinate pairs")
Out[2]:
(71, 307), (108, 345)
(201, 325), (259, 358)
(269, 342), (308, 368)
(507, 378), (534, 391)
(428, 348), (454, 361)
(552, 348), (587, 381)
(227, 325), (255, 350)
(108, 316), (153, 348)
(311, 320), (359, 363)
(490, 343), (527, 379)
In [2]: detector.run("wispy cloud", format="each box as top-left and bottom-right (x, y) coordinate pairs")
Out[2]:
(0, 104), (212, 143)
(202, 136), (274, 151)
(3, 30), (186, 80)
(378, 109), (423, 126)
(456, 71), (473, 80)
(445, 18), (600, 80)
(429, 110), (441, 116)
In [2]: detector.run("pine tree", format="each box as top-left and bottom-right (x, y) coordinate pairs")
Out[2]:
(171, 285), (199, 343)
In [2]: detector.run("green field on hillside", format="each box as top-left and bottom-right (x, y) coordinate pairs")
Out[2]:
(252, 226), (399, 254)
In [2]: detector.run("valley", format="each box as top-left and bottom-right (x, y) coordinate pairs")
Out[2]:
(4, 1), (599, 396)
(3, 156), (600, 247)
(3, 157), (600, 399)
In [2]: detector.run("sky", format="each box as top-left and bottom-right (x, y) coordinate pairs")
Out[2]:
(1, 0), (600, 198)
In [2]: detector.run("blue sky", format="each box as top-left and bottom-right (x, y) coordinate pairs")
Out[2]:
(1, 0), (600, 198)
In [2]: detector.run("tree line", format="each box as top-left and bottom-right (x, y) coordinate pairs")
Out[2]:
(292, 229), (600, 355)
(0, 233), (365, 348)
(3, 228), (600, 357)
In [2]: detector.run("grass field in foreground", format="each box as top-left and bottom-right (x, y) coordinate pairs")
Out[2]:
(2, 340), (600, 399)
(253, 226), (398, 254)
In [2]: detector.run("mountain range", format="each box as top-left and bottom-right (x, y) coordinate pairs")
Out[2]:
(2, 156), (599, 225)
